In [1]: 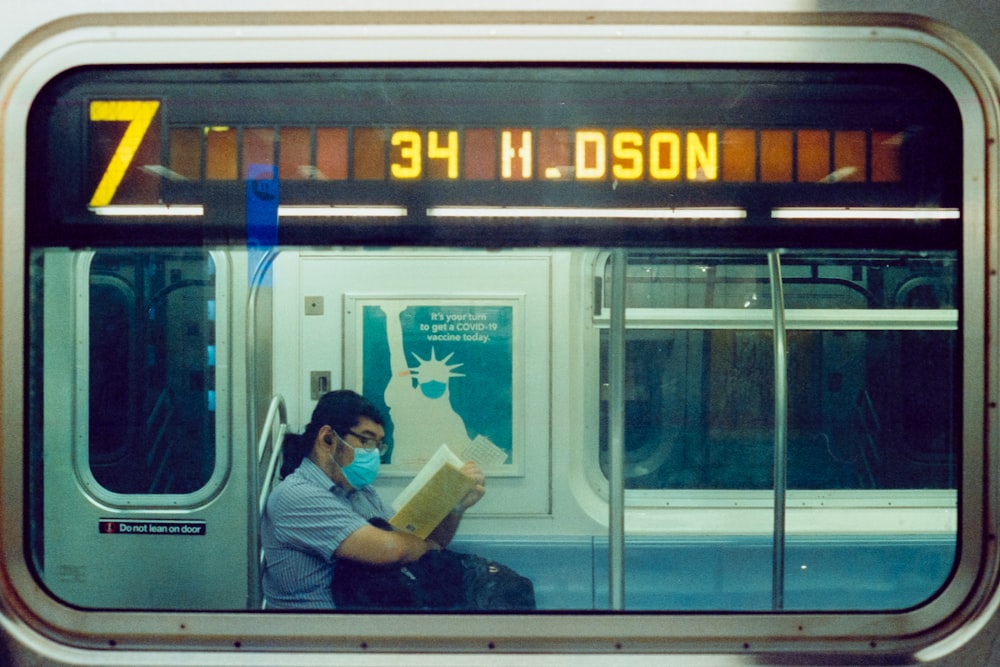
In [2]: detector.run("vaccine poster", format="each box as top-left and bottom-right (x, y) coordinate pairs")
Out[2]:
(350, 298), (520, 473)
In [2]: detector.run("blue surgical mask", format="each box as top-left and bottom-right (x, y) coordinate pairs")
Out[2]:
(420, 380), (447, 399)
(341, 447), (381, 488)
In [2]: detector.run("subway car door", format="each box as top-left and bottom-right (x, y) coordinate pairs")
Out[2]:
(36, 249), (252, 610)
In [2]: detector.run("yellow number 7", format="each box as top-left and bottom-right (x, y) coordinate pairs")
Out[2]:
(88, 100), (160, 207)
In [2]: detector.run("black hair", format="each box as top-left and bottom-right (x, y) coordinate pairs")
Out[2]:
(280, 390), (385, 477)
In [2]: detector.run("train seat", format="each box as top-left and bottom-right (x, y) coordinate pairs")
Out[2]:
(450, 534), (954, 611)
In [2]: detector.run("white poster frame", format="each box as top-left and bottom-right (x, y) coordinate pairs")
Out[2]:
(344, 293), (525, 478)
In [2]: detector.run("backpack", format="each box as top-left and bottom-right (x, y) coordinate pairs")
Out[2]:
(331, 519), (535, 611)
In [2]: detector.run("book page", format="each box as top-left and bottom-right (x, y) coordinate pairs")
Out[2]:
(388, 464), (476, 538)
(391, 443), (464, 512)
(461, 434), (508, 468)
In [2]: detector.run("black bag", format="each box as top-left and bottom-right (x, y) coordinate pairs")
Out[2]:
(331, 519), (535, 611)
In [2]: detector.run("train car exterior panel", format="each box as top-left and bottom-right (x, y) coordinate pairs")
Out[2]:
(2, 3), (999, 665)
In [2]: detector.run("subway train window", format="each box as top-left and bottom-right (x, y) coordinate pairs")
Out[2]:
(23, 62), (963, 620)
(87, 250), (217, 495)
(597, 250), (957, 492)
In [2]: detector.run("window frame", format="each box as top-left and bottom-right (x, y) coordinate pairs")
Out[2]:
(1, 14), (995, 658)
(73, 249), (232, 507)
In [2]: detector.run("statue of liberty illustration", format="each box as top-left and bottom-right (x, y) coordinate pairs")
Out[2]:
(381, 303), (474, 466)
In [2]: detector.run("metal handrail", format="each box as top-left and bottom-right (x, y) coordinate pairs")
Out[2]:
(253, 394), (288, 609)
(257, 394), (288, 517)
(768, 251), (789, 611)
(607, 248), (627, 611)
(246, 246), (280, 484)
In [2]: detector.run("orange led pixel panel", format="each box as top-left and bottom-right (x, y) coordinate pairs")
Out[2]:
(316, 128), (348, 180)
(425, 130), (458, 180)
(500, 129), (533, 181)
(796, 130), (830, 183)
(243, 128), (275, 178)
(686, 131), (718, 181)
(871, 131), (902, 183)
(834, 131), (866, 183)
(168, 128), (202, 180)
(353, 128), (385, 180)
(463, 129), (496, 180)
(278, 127), (312, 180)
(538, 129), (572, 181)
(760, 131), (793, 183)
(611, 130), (644, 181)
(648, 131), (682, 181)
(205, 128), (238, 180)
(722, 130), (756, 182)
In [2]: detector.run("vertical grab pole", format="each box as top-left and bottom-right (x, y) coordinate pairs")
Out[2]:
(246, 240), (280, 609)
(608, 249), (627, 610)
(768, 251), (788, 611)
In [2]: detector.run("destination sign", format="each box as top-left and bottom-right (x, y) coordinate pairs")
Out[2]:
(88, 99), (904, 208)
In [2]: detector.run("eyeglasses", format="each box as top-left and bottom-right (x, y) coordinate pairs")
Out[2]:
(347, 429), (388, 455)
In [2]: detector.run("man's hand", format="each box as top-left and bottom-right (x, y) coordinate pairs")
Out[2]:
(427, 462), (485, 548)
(456, 461), (485, 512)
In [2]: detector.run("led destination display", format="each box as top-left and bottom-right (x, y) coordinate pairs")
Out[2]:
(88, 100), (904, 208)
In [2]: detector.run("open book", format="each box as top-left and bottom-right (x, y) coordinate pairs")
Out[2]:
(388, 436), (506, 539)
(389, 444), (475, 539)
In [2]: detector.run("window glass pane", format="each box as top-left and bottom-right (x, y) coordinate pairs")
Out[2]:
(596, 248), (957, 611)
(88, 250), (217, 494)
(600, 328), (775, 489)
(787, 329), (956, 490)
(780, 252), (957, 309)
(610, 253), (773, 310)
(599, 249), (958, 492)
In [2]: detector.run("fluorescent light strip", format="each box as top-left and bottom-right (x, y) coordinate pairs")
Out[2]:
(90, 205), (204, 216)
(278, 205), (408, 218)
(771, 207), (961, 220)
(89, 205), (410, 218)
(90, 205), (958, 222)
(426, 206), (747, 220)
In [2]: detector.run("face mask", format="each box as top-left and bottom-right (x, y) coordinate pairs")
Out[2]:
(341, 447), (381, 489)
(420, 380), (447, 399)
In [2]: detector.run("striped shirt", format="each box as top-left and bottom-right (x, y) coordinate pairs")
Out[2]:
(261, 457), (391, 609)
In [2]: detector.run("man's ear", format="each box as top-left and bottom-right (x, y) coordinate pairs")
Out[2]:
(320, 427), (344, 457)
(318, 426), (336, 451)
